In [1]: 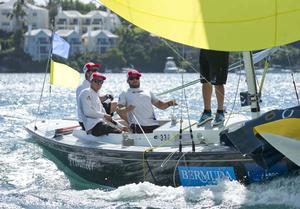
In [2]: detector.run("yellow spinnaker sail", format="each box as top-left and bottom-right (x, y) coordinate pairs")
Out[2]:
(50, 60), (80, 89)
(101, 0), (300, 51)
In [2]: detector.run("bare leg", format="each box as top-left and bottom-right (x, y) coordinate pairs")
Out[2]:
(202, 83), (212, 111)
(215, 85), (224, 111)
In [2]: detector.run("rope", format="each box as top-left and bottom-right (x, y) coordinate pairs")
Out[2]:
(131, 113), (153, 148)
(142, 152), (158, 184)
(181, 73), (195, 152)
(34, 43), (52, 130)
(284, 46), (300, 105)
(258, 59), (270, 99)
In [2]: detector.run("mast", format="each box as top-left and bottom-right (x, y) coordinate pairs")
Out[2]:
(243, 51), (260, 118)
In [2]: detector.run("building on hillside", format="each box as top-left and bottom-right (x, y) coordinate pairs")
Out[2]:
(82, 29), (118, 54)
(0, 0), (48, 33)
(55, 10), (82, 32)
(83, 10), (121, 33)
(23, 28), (51, 61)
(55, 8), (121, 34)
(24, 28), (83, 61)
(55, 29), (83, 56)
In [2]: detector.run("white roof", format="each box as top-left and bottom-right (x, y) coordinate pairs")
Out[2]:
(85, 10), (108, 18)
(56, 29), (76, 37)
(62, 10), (83, 18)
(0, 0), (47, 11)
(82, 30), (118, 38)
(24, 28), (52, 36)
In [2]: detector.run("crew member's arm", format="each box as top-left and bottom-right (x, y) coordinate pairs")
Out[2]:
(116, 104), (135, 122)
(80, 91), (108, 119)
(150, 92), (177, 110)
(116, 92), (134, 122)
(153, 99), (177, 110)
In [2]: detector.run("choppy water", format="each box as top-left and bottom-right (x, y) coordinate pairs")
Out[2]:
(0, 72), (300, 209)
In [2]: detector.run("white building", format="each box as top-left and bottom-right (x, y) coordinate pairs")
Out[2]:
(24, 28), (83, 61)
(23, 28), (51, 61)
(0, 0), (48, 33)
(55, 10), (82, 32)
(56, 29), (83, 56)
(55, 8), (121, 34)
(82, 29), (118, 54)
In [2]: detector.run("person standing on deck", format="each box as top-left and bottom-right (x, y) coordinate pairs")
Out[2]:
(198, 49), (229, 126)
(117, 69), (176, 133)
(78, 72), (124, 136)
(76, 62), (116, 130)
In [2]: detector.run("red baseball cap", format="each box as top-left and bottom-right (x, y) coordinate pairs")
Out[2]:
(82, 62), (100, 73)
(90, 72), (106, 81)
(127, 69), (141, 78)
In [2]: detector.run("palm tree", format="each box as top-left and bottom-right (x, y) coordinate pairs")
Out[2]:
(7, 0), (27, 53)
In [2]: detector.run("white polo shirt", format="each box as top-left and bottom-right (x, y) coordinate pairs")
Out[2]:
(118, 88), (159, 126)
(78, 88), (106, 131)
(76, 80), (90, 123)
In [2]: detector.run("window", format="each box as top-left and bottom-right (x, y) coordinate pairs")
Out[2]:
(97, 38), (108, 45)
(92, 18), (102, 25)
(100, 47), (106, 53)
(40, 46), (49, 53)
(70, 38), (80, 44)
(57, 19), (67, 24)
(70, 19), (78, 25)
(83, 19), (91, 25)
(33, 12), (37, 16)
(38, 37), (49, 44)
(1, 22), (10, 26)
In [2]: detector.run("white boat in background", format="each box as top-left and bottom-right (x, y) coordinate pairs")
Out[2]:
(163, 57), (185, 73)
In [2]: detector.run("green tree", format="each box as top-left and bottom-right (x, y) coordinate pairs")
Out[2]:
(47, 0), (59, 25)
(101, 48), (126, 72)
(7, 0), (26, 53)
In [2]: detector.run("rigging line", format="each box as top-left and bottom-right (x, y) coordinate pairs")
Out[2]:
(142, 153), (158, 184)
(159, 38), (232, 111)
(284, 46), (300, 105)
(172, 148), (193, 187)
(258, 59), (270, 99)
(34, 33), (53, 130)
(157, 48), (279, 97)
(182, 73), (195, 152)
(292, 73), (300, 105)
(131, 112), (153, 148)
(160, 38), (199, 74)
(158, 121), (198, 167)
(224, 53), (243, 128)
(178, 73), (185, 153)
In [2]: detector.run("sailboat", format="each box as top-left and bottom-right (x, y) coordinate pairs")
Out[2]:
(25, 1), (300, 187)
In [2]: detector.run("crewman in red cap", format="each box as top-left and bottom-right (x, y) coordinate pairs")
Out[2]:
(76, 62), (116, 130)
(78, 72), (125, 136)
(117, 69), (176, 133)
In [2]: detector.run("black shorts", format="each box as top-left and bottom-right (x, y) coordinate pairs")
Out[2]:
(130, 124), (159, 133)
(91, 122), (121, 136)
(102, 102), (111, 114)
(199, 49), (229, 85)
(79, 122), (85, 130)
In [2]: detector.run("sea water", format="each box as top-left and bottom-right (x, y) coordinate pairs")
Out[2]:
(0, 72), (300, 209)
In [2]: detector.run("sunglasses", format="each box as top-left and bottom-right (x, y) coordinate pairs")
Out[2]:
(93, 79), (104, 85)
(128, 77), (140, 81)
